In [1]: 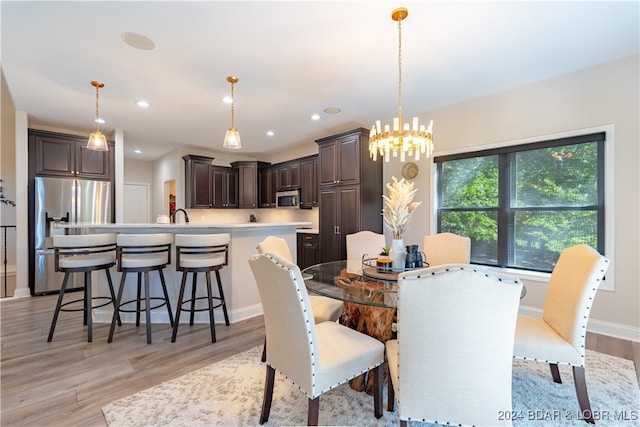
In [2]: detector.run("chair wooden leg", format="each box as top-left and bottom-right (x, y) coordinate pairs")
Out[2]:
(573, 366), (595, 424)
(387, 370), (395, 412)
(171, 272), (188, 343)
(47, 272), (71, 342)
(261, 337), (267, 362)
(550, 363), (562, 383)
(372, 364), (383, 419)
(308, 397), (320, 426)
(205, 271), (217, 343)
(260, 365), (275, 425)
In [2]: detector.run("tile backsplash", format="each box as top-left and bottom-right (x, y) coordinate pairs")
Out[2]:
(187, 207), (318, 229)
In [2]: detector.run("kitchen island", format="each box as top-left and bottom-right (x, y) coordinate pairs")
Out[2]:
(56, 222), (311, 325)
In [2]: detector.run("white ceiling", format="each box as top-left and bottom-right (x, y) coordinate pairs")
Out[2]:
(2, 1), (638, 161)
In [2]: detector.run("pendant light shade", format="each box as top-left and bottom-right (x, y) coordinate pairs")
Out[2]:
(223, 76), (242, 149)
(87, 80), (108, 151)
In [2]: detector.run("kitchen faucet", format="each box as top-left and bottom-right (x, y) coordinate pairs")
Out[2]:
(172, 208), (190, 223)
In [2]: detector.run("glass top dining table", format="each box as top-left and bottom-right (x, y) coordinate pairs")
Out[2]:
(302, 259), (526, 309)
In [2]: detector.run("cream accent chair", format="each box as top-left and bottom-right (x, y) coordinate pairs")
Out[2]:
(513, 244), (609, 424)
(256, 236), (343, 362)
(249, 253), (384, 426)
(346, 230), (387, 273)
(386, 265), (523, 427)
(422, 232), (471, 266)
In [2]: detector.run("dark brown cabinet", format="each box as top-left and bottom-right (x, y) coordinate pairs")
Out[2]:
(317, 131), (360, 187)
(316, 128), (382, 262)
(31, 129), (113, 180)
(211, 166), (237, 208)
(300, 155), (318, 208)
(297, 232), (320, 269)
(183, 155), (214, 208)
(259, 165), (277, 208)
(232, 161), (269, 209)
(278, 160), (300, 190)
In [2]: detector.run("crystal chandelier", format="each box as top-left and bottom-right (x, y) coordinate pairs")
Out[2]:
(87, 80), (108, 151)
(369, 7), (433, 162)
(223, 76), (242, 149)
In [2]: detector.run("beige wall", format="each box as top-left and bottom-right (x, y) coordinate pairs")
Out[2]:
(385, 54), (639, 337)
(1, 70), (17, 291)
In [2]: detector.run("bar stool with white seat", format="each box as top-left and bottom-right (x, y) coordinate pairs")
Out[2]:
(108, 233), (174, 344)
(171, 233), (230, 343)
(47, 233), (121, 343)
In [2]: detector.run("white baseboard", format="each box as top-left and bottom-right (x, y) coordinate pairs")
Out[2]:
(519, 305), (640, 343)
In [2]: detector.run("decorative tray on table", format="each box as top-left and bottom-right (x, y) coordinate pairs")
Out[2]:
(360, 257), (427, 281)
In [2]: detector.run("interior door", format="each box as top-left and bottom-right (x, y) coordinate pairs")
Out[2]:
(123, 183), (150, 223)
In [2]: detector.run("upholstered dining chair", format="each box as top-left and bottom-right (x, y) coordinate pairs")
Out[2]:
(256, 236), (343, 361)
(386, 265), (523, 427)
(513, 244), (609, 424)
(346, 230), (387, 273)
(422, 232), (471, 266)
(249, 253), (385, 426)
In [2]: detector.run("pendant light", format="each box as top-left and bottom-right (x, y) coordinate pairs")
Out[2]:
(87, 80), (108, 151)
(369, 7), (433, 162)
(223, 76), (242, 149)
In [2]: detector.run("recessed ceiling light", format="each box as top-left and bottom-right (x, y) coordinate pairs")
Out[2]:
(94, 118), (105, 124)
(121, 32), (156, 50)
(310, 114), (320, 121)
(323, 107), (341, 114)
(222, 96), (233, 104)
(266, 131), (274, 137)
(134, 149), (142, 154)
(136, 100), (150, 108)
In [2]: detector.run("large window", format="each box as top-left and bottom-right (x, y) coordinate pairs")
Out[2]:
(435, 132), (605, 272)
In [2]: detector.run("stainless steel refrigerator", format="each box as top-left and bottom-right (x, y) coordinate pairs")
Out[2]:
(32, 177), (112, 294)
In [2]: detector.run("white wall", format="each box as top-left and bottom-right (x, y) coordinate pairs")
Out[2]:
(384, 55), (639, 337)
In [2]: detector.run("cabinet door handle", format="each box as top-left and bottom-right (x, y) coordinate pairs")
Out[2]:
(336, 226), (341, 235)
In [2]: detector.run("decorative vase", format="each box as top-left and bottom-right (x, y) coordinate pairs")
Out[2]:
(391, 238), (405, 271)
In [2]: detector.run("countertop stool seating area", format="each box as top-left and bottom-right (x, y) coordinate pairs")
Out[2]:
(171, 233), (230, 343)
(108, 233), (174, 345)
(47, 233), (121, 343)
(256, 235), (343, 362)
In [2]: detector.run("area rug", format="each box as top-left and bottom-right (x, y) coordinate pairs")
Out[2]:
(103, 346), (639, 426)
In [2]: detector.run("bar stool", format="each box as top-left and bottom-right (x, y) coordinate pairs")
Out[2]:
(47, 233), (121, 343)
(108, 233), (174, 344)
(171, 233), (230, 343)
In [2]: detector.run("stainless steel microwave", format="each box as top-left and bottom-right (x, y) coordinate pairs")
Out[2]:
(276, 189), (300, 208)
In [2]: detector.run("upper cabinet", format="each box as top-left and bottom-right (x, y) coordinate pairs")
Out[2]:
(232, 161), (270, 209)
(211, 166), (238, 208)
(317, 130), (360, 187)
(183, 154), (214, 208)
(30, 129), (113, 180)
(300, 155), (318, 208)
(259, 164), (277, 208)
(277, 160), (301, 190)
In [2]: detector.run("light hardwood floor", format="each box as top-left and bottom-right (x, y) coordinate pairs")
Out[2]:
(1, 293), (638, 426)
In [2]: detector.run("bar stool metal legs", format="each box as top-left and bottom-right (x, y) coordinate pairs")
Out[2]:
(108, 233), (174, 344)
(47, 233), (119, 343)
(171, 233), (230, 343)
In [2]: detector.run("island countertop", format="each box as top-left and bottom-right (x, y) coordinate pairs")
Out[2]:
(54, 221), (312, 230)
